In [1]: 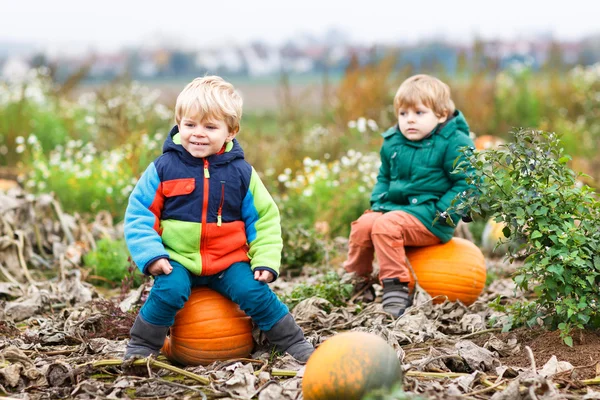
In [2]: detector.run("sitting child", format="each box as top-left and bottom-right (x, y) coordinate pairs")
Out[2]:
(343, 74), (476, 317)
(123, 76), (314, 362)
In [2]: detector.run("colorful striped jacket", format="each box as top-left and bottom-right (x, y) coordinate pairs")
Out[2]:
(124, 125), (282, 278)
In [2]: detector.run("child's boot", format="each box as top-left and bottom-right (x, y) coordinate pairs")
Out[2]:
(264, 313), (314, 362)
(124, 314), (170, 359)
(381, 278), (412, 318)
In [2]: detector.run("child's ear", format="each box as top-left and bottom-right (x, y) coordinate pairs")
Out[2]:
(437, 110), (449, 123)
(227, 128), (238, 142)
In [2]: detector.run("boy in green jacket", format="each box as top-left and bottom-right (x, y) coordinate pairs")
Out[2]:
(343, 74), (476, 317)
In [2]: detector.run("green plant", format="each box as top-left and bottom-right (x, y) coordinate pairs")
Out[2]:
(449, 128), (600, 345)
(74, 80), (173, 152)
(551, 65), (600, 189)
(274, 150), (378, 238)
(83, 238), (144, 288)
(0, 69), (83, 166)
(281, 271), (353, 311)
(280, 219), (327, 276)
(18, 132), (164, 219)
(9, 74), (172, 221)
(493, 62), (542, 134)
(485, 269), (499, 287)
(467, 216), (487, 247)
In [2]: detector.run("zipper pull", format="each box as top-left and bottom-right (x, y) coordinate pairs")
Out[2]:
(204, 159), (210, 178)
(217, 181), (225, 227)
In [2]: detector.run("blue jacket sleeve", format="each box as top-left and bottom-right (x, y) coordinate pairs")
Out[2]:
(124, 163), (169, 274)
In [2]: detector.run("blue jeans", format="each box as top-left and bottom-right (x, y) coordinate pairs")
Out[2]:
(139, 261), (289, 331)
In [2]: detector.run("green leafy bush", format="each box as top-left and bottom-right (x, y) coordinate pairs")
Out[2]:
(83, 238), (144, 288)
(281, 271), (353, 311)
(450, 128), (600, 345)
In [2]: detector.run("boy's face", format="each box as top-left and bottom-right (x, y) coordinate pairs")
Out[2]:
(398, 103), (447, 141)
(178, 115), (237, 158)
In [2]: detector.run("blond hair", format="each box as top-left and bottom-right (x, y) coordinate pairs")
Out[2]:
(393, 74), (455, 118)
(175, 76), (243, 133)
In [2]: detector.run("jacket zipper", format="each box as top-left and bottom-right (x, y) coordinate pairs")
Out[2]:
(217, 181), (225, 227)
(200, 159), (210, 271)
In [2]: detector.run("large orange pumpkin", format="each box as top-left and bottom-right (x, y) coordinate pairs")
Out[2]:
(302, 331), (402, 400)
(406, 237), (486, 305)
(161, 287), (254, 366)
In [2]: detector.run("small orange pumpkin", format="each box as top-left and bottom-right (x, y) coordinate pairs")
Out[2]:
(302, 331), (402, 400)
(474, 135), (505, 151)
(406, 237), (486, 305)
(0, 179), (18, 191)
(161, 287), (254, 366)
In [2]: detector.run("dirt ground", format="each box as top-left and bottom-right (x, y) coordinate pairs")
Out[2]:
(4, 189), (600, 399)
(488, 328), (600, 380)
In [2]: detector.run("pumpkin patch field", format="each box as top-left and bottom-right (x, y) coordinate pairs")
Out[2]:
(2, 188), (600, 400)
(2, 62), (600, 398)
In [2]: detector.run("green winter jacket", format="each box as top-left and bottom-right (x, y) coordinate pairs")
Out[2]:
(370, 110), (475, 242)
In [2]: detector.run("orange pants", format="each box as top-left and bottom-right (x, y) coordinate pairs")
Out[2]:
(343, 210), (440, 282)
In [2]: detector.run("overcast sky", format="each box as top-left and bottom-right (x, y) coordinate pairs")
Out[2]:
(1, 0), (598, 54)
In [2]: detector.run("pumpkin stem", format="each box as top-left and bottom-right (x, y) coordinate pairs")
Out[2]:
(270, 369), (298, 377)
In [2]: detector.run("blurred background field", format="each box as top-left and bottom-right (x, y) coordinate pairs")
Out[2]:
(1, 4), (600, 278)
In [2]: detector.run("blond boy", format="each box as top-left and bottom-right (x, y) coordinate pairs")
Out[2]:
(124, 76), (314, 361)
(343, 74), (476, 317)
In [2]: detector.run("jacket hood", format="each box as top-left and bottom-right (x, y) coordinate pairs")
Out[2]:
(162, 124), (245, 165)
(437, 110), (470, 139)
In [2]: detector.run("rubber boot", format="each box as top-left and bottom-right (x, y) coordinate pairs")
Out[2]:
(264, 313), (314, 362)
(124, 314), (170, 359)
(381, 278), (412, 318)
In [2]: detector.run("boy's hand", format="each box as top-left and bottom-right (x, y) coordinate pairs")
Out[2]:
(147, 259), (173, 276)
(254, 269), (274, 283)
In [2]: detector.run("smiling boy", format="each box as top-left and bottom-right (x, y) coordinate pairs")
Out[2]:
(123, 76), (314, 362)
